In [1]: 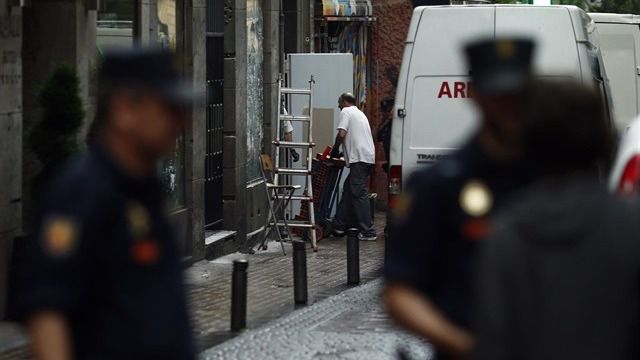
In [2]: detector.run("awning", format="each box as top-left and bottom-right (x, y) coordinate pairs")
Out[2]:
(320, 0), (373, 17)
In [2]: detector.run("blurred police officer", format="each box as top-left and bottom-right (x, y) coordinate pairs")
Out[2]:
(474, 80), (636, 360)
(12, 49), (196, 360)
(383, 38), (535, 359)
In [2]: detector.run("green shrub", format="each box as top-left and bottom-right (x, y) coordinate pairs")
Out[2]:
(28, 65), (85, 187)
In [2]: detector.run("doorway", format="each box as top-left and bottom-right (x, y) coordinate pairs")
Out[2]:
(205, 0), (224, 228)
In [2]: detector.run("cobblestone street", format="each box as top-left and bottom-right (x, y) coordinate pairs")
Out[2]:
(188, 213), (387, 349)
(201, 279), (433, 360)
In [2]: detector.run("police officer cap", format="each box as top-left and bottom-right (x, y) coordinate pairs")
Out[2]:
(464, 37), (535, 96)
(99, 47), (197, 106)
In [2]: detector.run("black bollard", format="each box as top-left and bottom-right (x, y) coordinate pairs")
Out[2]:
(346, 228), (360, 285)
(292, 240), (308, 304)
(231, 259), (248, 331)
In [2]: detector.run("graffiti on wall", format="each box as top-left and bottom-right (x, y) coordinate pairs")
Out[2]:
(246, 0), (264, 181)
(321, 0), (373, 17)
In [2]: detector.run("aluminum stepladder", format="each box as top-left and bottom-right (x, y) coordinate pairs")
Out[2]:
(272, 76), (318, 251)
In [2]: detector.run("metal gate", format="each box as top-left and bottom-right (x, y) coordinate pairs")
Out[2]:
(205, 0), (224, 228)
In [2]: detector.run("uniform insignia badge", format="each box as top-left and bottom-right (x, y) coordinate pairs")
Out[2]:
(459, 180), (493, 217)
(462, 217), (491, 241)
(127, 202), (151, 237)
(131, 239), (160, 265)
(393, 193), (413, 221)
(43, 216), (78, 257)
(496, 40), (516, 60)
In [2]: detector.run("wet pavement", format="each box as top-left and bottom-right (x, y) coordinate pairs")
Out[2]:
(201, 279), (433, 360)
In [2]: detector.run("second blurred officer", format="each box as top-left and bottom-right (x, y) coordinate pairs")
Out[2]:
(12, 49), (196, 360)
(384, 38), (535, 359)
(474, 80), (637, 360)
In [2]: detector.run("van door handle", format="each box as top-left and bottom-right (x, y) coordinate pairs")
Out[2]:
(397, 108), (406, 118)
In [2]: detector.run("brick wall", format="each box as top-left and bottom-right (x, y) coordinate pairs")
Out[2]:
(368, 0), (413, 208)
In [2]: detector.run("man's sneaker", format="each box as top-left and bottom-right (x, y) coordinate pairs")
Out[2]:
(358, 233), (377, 241)
(333, 228), (346, 237)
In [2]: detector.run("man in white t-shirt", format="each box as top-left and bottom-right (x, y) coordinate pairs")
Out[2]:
(330, 92), (377, 241)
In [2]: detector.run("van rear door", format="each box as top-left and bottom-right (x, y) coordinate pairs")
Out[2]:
(402, 7), (494, 177)
(496, 6), (582, 78)
(595, 21), (640, 130)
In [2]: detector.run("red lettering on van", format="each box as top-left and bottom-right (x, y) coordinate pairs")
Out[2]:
(454, 82), (466, 98)
(438, 82), (452, 98)
(438, 81), (474, 98)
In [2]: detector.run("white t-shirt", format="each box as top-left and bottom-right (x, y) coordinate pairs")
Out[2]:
(282, 107), (293, 134)
(283, 120), (293, 134)
(337, 106), (375, 166)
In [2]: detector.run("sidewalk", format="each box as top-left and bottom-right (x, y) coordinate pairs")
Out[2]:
(190, 212), (386, 350)
(0, 212), (386, 359)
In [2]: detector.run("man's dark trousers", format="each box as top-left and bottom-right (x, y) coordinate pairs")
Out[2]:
(335, 162), (375, 236)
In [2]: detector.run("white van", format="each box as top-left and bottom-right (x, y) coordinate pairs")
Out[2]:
(590, 13), (640, 131)
(388, 5), (613, 209)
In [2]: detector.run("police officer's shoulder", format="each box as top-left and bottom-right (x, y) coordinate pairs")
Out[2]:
(405, 164), (441, 193)
(42, 152), (121, 210)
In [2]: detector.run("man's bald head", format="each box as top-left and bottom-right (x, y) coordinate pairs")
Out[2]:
(338, 92), (356, 110)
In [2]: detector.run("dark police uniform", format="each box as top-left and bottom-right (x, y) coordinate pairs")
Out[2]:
(384, 38), (535, 359)
(385, 138), (529, 329)
(13, 145), (195, 360)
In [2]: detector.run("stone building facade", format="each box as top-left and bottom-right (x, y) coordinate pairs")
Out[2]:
(21, 0), (97, 230)
(218, 0), (280, 255)
(0, 0), (22, 319)
(18, 0), (208, 263)
(0, 0), (211, 316)
(0, 0), (340, 316)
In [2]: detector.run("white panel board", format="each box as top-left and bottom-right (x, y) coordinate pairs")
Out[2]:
(287, 53), (353, 219)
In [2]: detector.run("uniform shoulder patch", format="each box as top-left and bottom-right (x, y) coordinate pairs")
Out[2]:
(42, 216), (79, 257)
(496, 40), (516, 59)
(131, 240), (161, 265)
